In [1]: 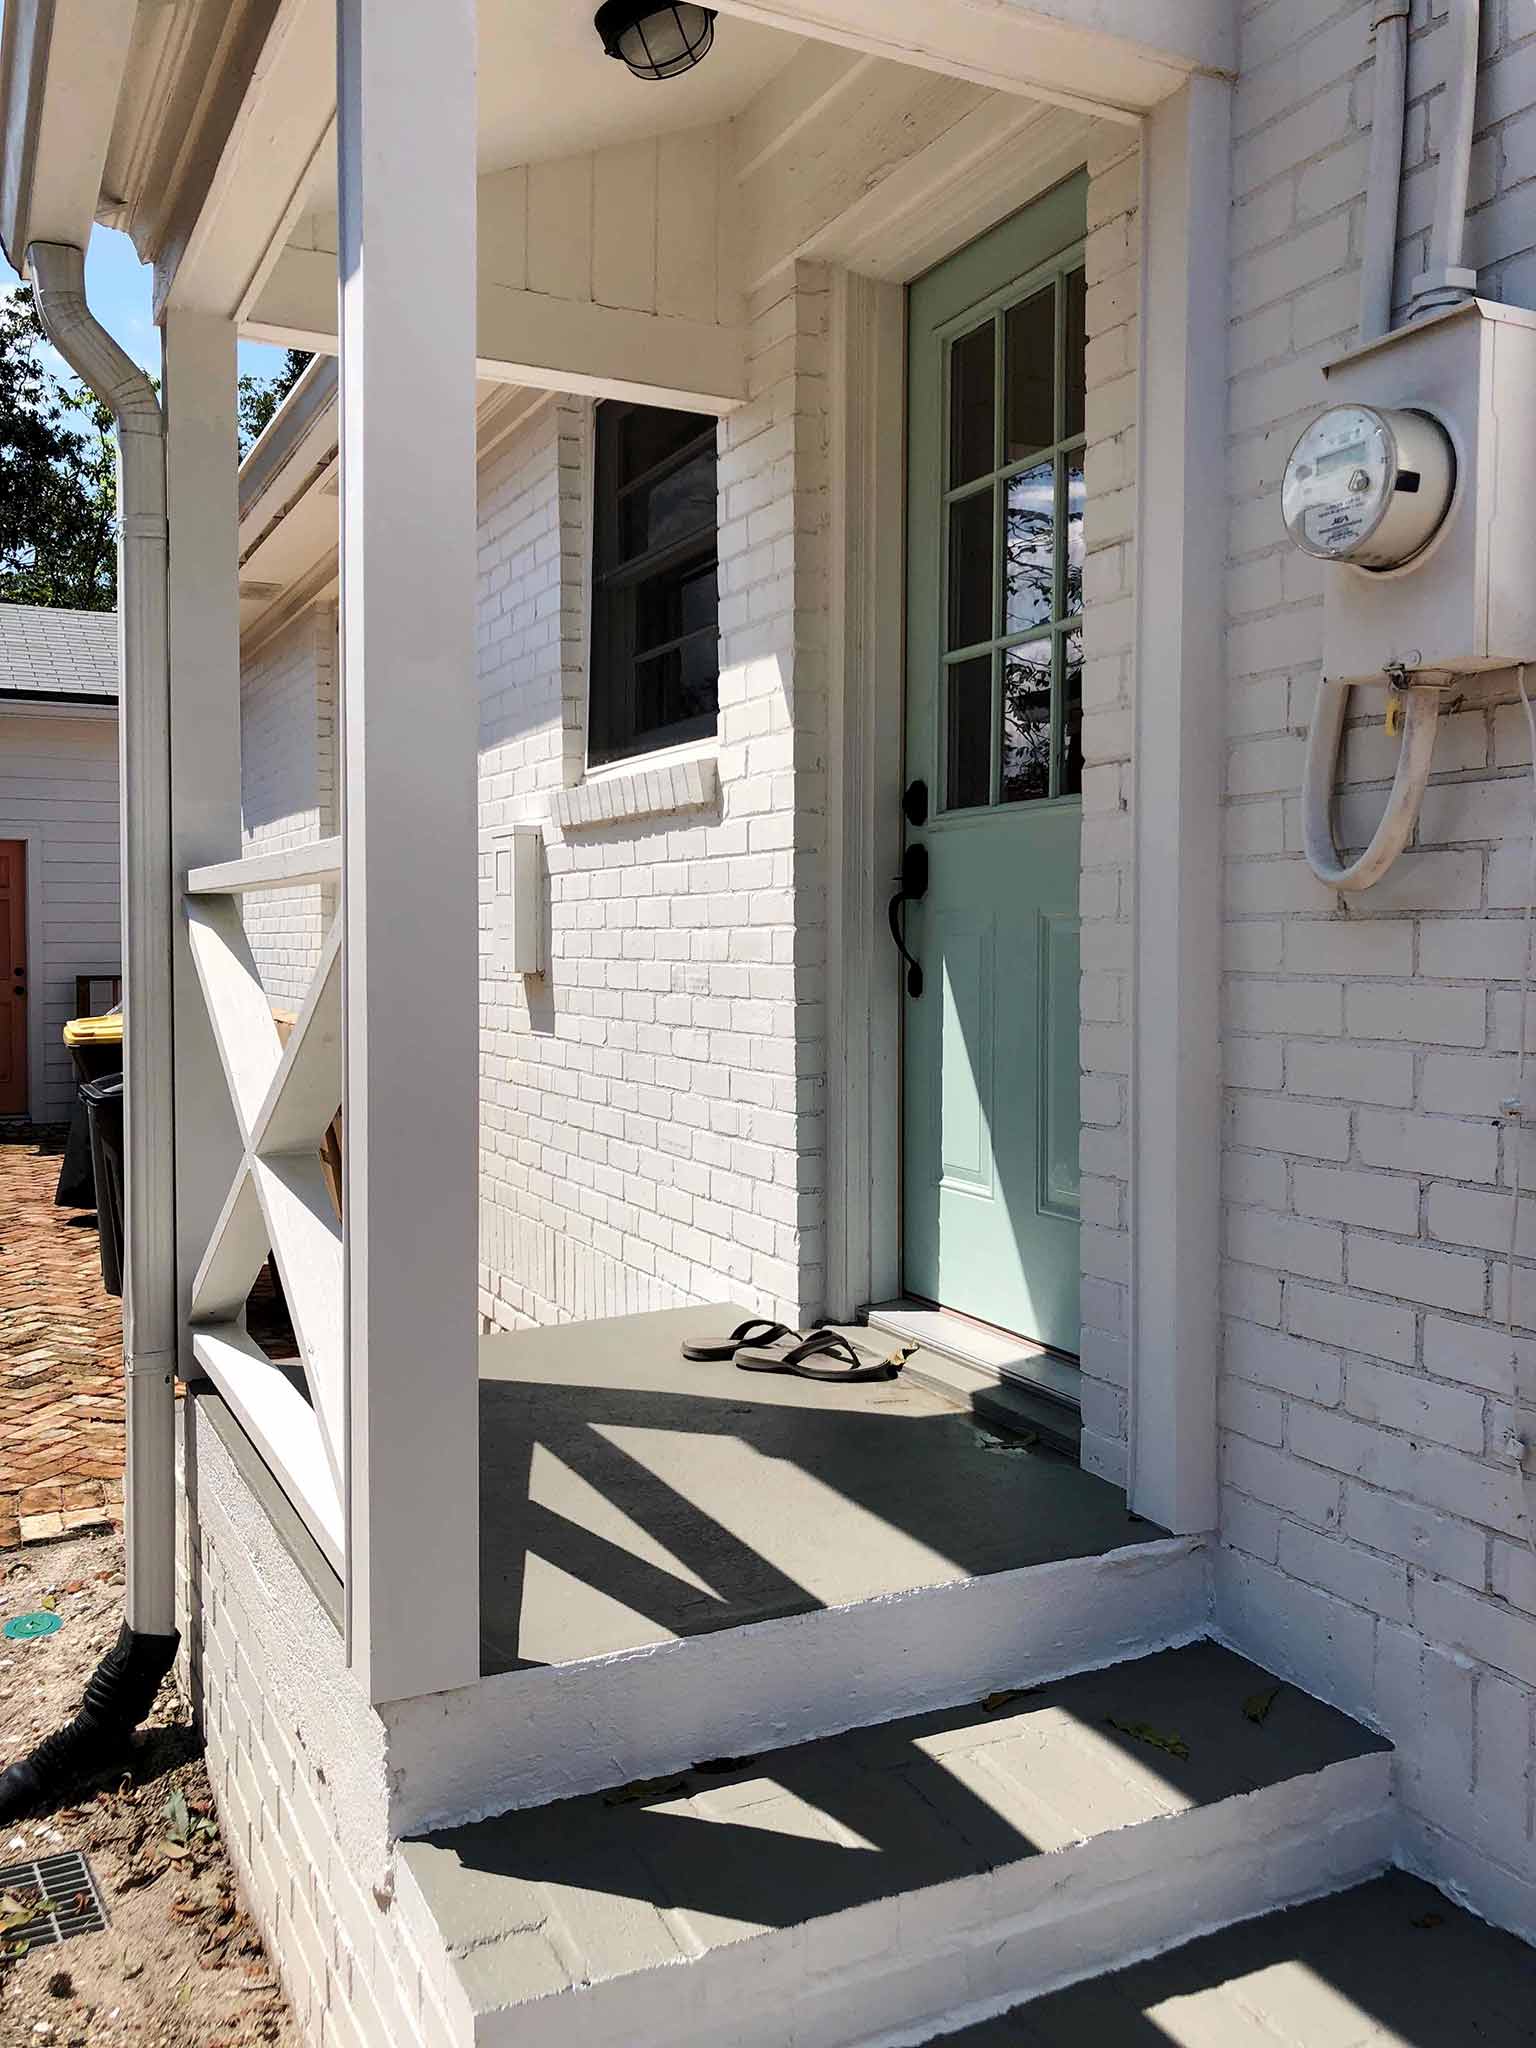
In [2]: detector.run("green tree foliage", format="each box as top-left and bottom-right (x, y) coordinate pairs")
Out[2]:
(238, 347), (313, 454)
(0, 286), (118, 611)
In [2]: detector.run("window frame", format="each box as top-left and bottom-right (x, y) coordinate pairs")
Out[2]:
(588, 399), (721, 769)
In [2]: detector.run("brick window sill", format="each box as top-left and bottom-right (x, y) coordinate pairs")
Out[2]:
(551, 751), (720, 831)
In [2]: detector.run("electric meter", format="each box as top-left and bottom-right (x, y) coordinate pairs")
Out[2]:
(1282, 404), (1454, 569)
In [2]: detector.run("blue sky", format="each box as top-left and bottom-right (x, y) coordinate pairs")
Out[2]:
(2, 223), (290, 386)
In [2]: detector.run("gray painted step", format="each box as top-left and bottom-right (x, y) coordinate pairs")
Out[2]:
(917, 1871), (1536, 2046)
(399, 1641), (1393, 2048)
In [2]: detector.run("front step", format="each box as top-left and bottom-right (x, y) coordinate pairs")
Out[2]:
(393, 1534), (1206, 1831)
(398, 1641), (1393, 2048)
(914, 1871), (1536, 2046)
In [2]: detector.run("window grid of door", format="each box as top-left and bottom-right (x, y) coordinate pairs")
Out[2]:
(939, 259), (1086, 813)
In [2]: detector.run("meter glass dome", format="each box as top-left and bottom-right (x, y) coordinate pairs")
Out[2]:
(1282, 406), (1396, 561)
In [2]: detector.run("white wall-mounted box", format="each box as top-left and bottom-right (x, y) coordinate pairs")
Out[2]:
(1319, 299), (1536, 685)
(491, 826), (544, 977)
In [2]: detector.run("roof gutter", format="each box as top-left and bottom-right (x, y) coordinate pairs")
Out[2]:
(0, 242), (178, 1819)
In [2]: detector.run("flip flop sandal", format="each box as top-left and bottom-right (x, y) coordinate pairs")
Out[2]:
(735, 1330), (913, 1383)
(681, 1317), (804, 1363)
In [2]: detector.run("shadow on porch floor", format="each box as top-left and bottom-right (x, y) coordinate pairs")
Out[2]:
(477, 1303), (1161, 1677)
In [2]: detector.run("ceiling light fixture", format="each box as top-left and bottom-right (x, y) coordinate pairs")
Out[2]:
(594, 2), (717, 80)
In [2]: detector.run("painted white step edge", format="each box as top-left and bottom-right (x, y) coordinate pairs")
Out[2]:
(450, 1747), (1393, 2048)
(388, 1535), (1209, 1835)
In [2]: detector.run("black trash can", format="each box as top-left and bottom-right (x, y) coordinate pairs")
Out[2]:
(79, 1072), (125, 1298)
(56, 1039), (123, 1208)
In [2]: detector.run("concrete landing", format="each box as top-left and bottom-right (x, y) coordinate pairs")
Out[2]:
(400, 1641), (1393, 2048)
(478, 1303), (1155, 1675)
(927, 1871), (1536, 2045)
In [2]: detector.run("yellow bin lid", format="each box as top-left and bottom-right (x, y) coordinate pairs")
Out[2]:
(63, 1011), (124, 1049)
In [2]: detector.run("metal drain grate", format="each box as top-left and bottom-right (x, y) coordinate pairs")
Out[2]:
(0, 1849), (108, 1955)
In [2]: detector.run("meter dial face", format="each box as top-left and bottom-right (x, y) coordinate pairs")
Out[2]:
(1282, 406), (1396, 560)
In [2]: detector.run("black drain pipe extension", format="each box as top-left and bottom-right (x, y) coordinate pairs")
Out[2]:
(0, 244), (179, 1819)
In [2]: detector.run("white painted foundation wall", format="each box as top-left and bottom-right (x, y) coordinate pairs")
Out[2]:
(0, 710), (120, 1122)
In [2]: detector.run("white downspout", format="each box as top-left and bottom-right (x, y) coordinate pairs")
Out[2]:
(0, 244), (179, 1818)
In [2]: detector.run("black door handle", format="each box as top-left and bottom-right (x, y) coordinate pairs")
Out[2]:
(888, 843), (928, 997)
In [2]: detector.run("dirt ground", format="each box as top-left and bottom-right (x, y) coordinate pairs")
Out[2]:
(0, 1528), (298, 2048)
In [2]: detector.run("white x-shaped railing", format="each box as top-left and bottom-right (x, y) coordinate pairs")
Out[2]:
(182, 838), (345, 1571)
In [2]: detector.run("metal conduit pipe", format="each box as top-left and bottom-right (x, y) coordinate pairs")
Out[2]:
(1412, 0), (1482, 314)
(0, 243), (179, 1820)
(1301, 1), (1477, 892)
(1359, 2), (1411, 345)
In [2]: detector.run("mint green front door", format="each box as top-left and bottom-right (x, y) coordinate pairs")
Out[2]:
(901, 178), (1085, 1356)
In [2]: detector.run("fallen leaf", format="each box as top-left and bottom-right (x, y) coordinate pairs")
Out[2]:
(601, 1774), (689, 1807)
(981, 1687), (1040, 1715)
(158, 1839), (191, 1860)
(1106, 1716), (1191, 1761)
(1243, 1685), (1282, 1725)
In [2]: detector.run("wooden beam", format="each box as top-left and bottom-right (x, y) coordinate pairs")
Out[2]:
(709, 0), (1232, 116)
(338, 0), (480, 1703)
(191, 1326), (345, 1571)
(156, 0), (334, 320)
(247, 246), (749, 413)
(186, 836), (341, 895)
(165, 311), (248, 1386)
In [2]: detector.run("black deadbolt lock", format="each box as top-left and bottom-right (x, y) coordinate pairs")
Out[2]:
(903, 778), (929, 828)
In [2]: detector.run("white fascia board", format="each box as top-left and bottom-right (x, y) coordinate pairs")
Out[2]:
(710, 0), (1234, 116)
(0, 0), (136, 274)
(156, 0), (333, 321)
(247, 247), (750, 414)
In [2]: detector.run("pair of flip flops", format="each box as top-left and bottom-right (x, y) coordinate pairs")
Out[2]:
(682, 1317), (911, 1383)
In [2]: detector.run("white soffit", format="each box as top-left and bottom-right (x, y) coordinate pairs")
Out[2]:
(476, 0), (805, 170)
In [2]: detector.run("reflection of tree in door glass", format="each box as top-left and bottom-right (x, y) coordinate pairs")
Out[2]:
(1002, 642), (1052, 803)
(1005, 462), (1054, 635)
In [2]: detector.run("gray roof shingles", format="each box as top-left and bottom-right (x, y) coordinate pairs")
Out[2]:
(0, 603), (117, 701)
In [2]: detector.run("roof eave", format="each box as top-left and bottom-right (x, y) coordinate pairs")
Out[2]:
(0, 0), (137, 276)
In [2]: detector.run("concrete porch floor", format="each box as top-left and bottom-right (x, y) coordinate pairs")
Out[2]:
(477, 1303), (1160, 1676)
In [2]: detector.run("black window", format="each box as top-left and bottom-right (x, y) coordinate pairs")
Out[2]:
(589, 400), (720, 765)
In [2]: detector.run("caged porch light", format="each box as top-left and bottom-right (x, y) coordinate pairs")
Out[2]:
(594, 1), (717, 79)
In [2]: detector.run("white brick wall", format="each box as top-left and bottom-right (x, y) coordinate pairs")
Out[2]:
(1075, 136), (1141, 1484)
(477, 268), (831, 1334)
(0, 710), (120, 1123)
(1219, 0), (1536, 1938)
(240, 607), (339, 1007)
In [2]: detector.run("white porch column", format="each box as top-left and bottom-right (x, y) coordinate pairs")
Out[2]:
(1129, 75), (1231, 1534)
(337, 0), (481, 1701)
(163, 310), (244, 1374)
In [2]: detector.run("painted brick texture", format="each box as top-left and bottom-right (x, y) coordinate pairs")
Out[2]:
(1220, 0), (1536, 1936)
(180, 1405), (460, 2048)
(1075, 135), (1140, 1486)
(239, 607), (339, 1007)
(477, 270), (831, 1335)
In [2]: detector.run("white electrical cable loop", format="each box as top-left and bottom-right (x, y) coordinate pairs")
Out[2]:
(1301, 673), (1444, 891)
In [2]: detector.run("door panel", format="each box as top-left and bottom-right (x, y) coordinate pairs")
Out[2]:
(902, 178), (1085, 1354)
(0, 841), (28, 1117)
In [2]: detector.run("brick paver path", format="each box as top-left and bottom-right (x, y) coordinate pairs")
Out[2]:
(0, 1138), (124, 1547)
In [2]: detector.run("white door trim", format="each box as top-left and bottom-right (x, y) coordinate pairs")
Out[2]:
(827, 79), (1230, 1538)
(0, 823), (45, 1123)
(1128, 76), (1232, 1535)
(823, 118), (1103, 1327)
